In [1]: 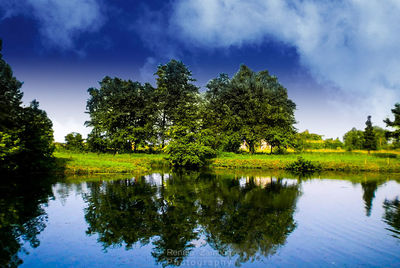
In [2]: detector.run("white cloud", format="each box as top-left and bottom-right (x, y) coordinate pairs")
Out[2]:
(0, 0), (105, 50)
(170, 0), (400, 127)
(52, 117), (91, 143)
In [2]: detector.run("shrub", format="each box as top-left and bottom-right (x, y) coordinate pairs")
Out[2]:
(164, 127), (216, 168)
(286, 157), (321, 173)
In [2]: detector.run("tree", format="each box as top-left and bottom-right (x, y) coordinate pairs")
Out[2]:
(86, 77), (156, 153)
(384, 103), (400, 143)
(65, 132), (85, 151)
(154, 59), (199, 147)
(364, 116), (377, 153)
(0, 39), (23, 171)
(373, 126), (388, 149)
(343, 128), (364, 151)
(204, 65), (296, 154)
(155, 60), (216, 167)
(0, 40), (54, 172)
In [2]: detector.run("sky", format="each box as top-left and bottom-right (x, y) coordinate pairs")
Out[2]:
(1, 0), (399, 142)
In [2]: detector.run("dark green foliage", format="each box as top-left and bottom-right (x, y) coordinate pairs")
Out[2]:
(384, 103), (400, 143)
(83, 60), (298, 167)
(86, 77), (156, 153)
(343, 128), (364, 151)
(155, 59), (199, 147)
(16, 100), (54, 171)
(383, 198), (400, 239)
(286, 157), (321, 173)
(324, 138), (343, 149)
(364, 116), (377, 153)
(0, 40), (54, 172)
(204, 66), (296, 154)
(65, 132), (85, 151)
(165, 126), (216, 168)
(155, 60), (216, 168)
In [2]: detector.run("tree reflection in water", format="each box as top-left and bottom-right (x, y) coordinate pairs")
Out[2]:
(83, 172), (301, 267)
(383, 197), (400, 239)
(0, 175), (55, 267)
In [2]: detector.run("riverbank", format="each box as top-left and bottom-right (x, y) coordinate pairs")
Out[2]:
(54, 150), (400, 174)
(212, 152), (400, 172)
(54, 151), (165, 174)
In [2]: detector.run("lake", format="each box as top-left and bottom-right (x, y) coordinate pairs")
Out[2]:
(1, 170), (400, 267)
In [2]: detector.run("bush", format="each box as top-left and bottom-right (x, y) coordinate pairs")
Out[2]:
(286, 157), (321, 173)
(165, 127), (216, 168)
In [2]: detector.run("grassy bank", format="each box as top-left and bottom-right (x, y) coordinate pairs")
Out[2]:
(212, 152), (400, 172)
(54, 150), (400, 174)
(54, 151), (166, 174)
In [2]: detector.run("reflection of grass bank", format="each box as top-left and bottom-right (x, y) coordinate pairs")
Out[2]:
(54, 151), (400, 174)
(54, 151), (167, 174)
(212, 152), (400, 172)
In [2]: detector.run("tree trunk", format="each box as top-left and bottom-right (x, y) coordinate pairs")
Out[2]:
(161, 111), (166, 148)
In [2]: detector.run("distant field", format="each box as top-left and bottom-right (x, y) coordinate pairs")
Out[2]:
(213, 151), (400, 172)
(54, 150), (400, 174)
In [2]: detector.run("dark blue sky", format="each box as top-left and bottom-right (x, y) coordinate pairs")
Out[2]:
(1, 0), (398, 141)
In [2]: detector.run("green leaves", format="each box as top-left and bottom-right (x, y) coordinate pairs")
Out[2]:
(0, 42), (54, 172)
(204, 65), (296, 154)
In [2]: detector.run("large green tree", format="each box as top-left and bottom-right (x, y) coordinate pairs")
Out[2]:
(204, 65), (296, 153)
(154, 59), (199, 147)
(86, 77), (156, 153)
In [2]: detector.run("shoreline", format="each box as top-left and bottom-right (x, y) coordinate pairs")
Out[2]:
(54, 151), (400, 175)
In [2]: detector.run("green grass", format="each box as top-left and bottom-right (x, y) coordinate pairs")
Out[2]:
(212, 151), (400, 172)
(54, 150), (400, 174)
(54, 151), (167, 174)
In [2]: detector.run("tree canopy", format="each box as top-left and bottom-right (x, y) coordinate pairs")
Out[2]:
(0, 40), (54, 173)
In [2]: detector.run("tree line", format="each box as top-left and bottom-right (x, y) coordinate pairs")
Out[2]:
(82, 60), (297, 167)
(61, 58), (400, 166)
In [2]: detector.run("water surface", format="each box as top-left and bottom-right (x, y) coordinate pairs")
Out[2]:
(1, 171), (400, 267)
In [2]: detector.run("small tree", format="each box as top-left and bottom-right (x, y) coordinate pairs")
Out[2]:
(343, 128), (364, 151)
(65, 132), (85, 151)
(363, 116), (376, 154)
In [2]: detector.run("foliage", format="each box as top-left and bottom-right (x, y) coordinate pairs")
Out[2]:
(86, 77), (156, 153)
(155, 59), (199, 147)
(204, 66), (296, 154)
(373, 126), (389, 149)
(0, 40), (54, 172)
(344, 128), (364, 151)
(165, 127), (216, 168)
(292, 130), (342, 152)
(384, 103), (400, 143)
(363, 116), (377, 152)
(285, 157), (321, 173)
(65, 132), (85, 151)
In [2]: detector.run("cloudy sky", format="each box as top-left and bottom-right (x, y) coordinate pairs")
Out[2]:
(1, 0), (399, 142)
